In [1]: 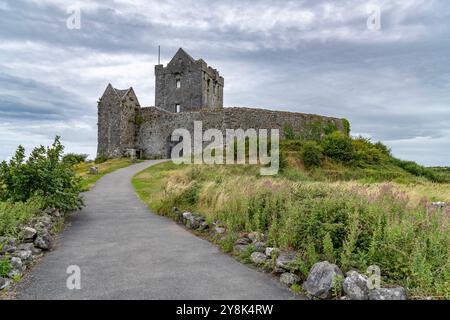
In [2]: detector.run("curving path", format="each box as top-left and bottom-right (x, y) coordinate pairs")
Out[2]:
(17, 160), (297, 299)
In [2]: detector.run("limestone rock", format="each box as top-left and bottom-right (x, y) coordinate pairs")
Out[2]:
(0, 243), (16, 254)
(252, 241), (266, 253)
(199, 221), (209, 231)
(250, 252), (267, 265)
(265, 247), (277, 258)
(34, 232), (52, 250)
(182, 211), (193, 220)
(23, 227), (37, 241)
(280, 273), (300, 286)
(233, 244), (249, 254)
(17, 243), (42, 255)
(275, 251), (297, 270)
(368, 287), (407, 300)
(0, 277), (11, 290)
(343, 270), (369, 300)
(248, 231), (265, 243)
(0, 237), (16, 246)
(13, 250), (33, 263)
(214, 226), (225, 234)
(302, 261), (343, 299)
(186, 215), (203, 229)
(50, 209), (61, 218)
(235, 238), (251, 245)
(89, 166), (99, 174)
(44, 207), (60, 218)
(431, 201), (446, 208)
(10, 257), (24, 273)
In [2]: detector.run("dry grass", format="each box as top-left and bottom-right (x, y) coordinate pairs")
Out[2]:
(133, 162), (450, 298)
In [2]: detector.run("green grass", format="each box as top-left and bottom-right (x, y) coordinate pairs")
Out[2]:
(132, 161), (183, 213)
(0, 197), (43, 237)
(133, 161), (449, 299)
(75, 158), (141, 191)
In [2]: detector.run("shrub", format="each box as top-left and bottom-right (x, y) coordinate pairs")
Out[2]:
(374, 141), (391, 156)
(321, 131), (354, 162)
(301, 141), (323, 168)
(62, 153), (88, 165)
(282, 123), (296, 140)
(0, 136), (83, 212)
(352, 137), (385, 165)
(391, 158), (444, 182)
(95, 156), (108, 164)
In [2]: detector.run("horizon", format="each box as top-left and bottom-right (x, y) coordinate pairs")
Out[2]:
(1, 0), (449, 166)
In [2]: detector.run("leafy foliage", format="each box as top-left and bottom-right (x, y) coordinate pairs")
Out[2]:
(391, 158), (447, 183)
(0, 256), (11, 277)
(0, 136), (83, 212)
(62, 153), (88, 165)
(301, 141), (323, 168)
(321, 131), (354, 162)
(95, 156), (108, 164)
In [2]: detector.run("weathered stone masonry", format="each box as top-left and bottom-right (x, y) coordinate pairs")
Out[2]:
(97, 48), (344, 159)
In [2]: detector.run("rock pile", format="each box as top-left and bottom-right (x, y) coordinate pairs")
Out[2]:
(177, 210), (408, 300)
(0, 208), (62, 291)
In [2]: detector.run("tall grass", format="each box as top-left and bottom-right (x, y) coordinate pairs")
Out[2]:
(134, 163), (450, 299)
(0, 197), (43, 237)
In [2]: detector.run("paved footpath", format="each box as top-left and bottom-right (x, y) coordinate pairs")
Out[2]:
(17, 160), (297, 299)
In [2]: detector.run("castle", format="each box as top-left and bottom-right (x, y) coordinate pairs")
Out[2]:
(97, 48), (344, 159)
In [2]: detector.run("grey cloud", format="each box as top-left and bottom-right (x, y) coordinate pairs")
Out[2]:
(0, 0), (449, 165)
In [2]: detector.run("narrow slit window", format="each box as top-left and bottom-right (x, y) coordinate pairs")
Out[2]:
(176, 79), (181, 88)
(176, 104), (181, 113)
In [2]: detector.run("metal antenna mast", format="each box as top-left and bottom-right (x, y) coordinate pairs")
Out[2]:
(158, 45), (160, 65)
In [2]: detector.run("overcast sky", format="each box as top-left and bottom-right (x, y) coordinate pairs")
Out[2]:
(0, 0), (449, 165)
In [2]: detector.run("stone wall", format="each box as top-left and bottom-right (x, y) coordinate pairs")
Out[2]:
(222, 107), (344, 135)
(135, 106), (345, 159)
(137, 107), (223, 158)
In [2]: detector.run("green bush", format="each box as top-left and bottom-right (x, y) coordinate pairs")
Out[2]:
(301, 141), (323, 168)
(374, 141), (391, 156)
(282, 123), (296, 140)
(321, 131), (354, 162)
(62, 153), (88, 165)
(95, 156), (108, 164)
(352, 137), (386, 165)
(0, 136), (83, 212)
(391, 158), (444, 182)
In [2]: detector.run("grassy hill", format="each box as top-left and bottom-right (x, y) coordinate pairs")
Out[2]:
(132, 127), (449, 299)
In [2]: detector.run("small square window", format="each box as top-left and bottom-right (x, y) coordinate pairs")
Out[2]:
(176, 79), (181, 88)
(176, 104), (181, 113)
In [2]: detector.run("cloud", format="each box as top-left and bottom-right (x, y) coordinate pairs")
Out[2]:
(0, 0), (449, 166)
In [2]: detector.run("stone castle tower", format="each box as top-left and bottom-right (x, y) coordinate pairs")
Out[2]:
(155, 48), (224, 112)
(97, 48), (345, 159)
